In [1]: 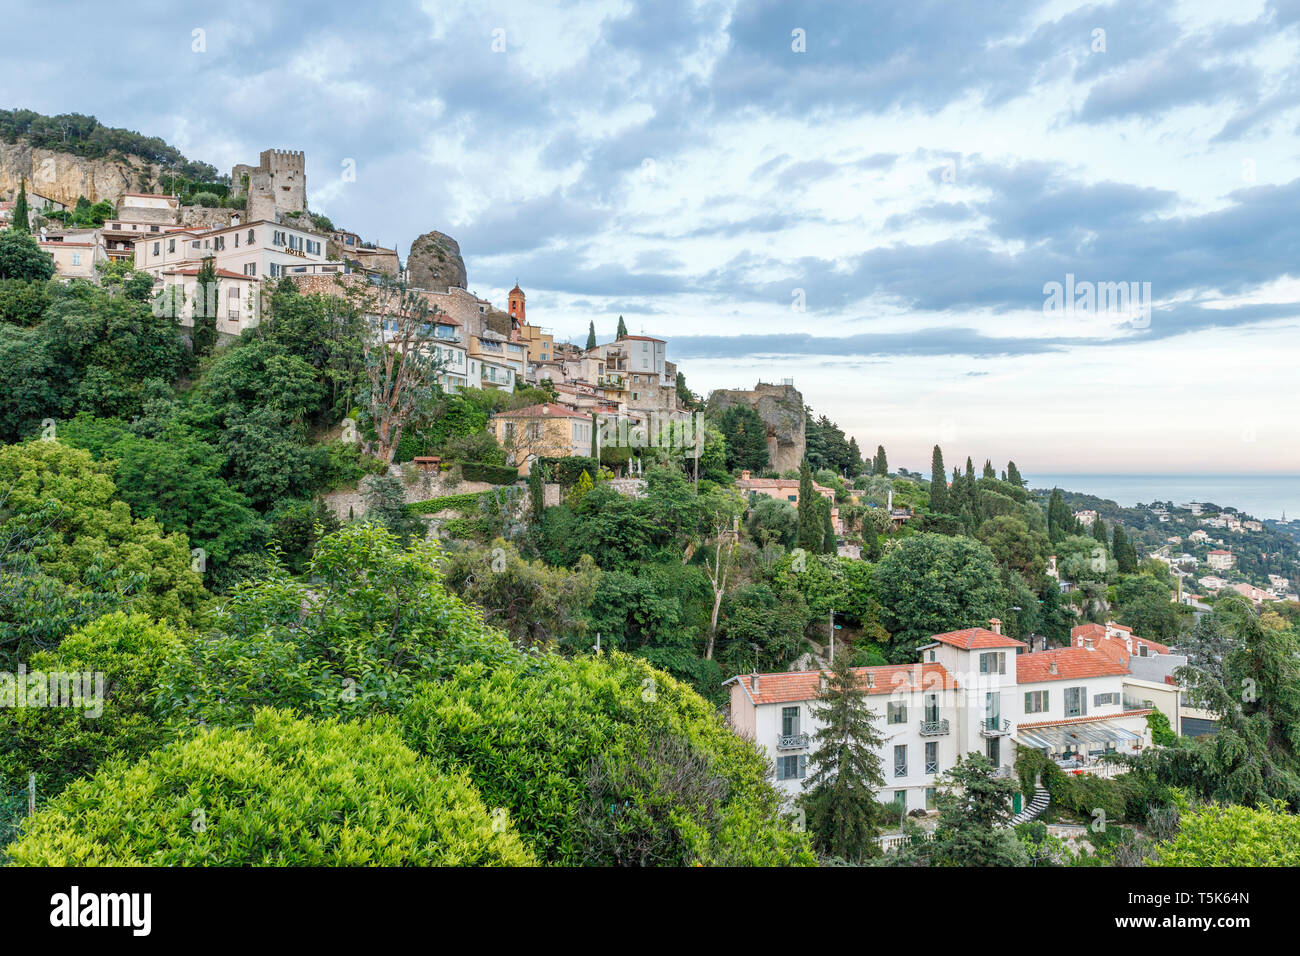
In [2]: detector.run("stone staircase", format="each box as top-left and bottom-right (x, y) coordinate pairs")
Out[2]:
(1010, 788), (1050, 826)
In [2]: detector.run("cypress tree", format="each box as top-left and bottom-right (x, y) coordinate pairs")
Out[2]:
(799, 651), (886, 863)
(965, 457), (975, 481)
(1092, 518), (1108, 546)
(982, 459), (995, 479)
(796, 461), (821, 553)
(929, 445), (948, 513)
(847, 437), (863, 478)
(873, 445), (888, 476)
(1006, 461), (1023, 487)
(585, 321), (597, 351)
(191, 255), (219, 356)
(820, 496), (836, 553)
(1113, 524), (1137, 573)
(616, 315), (627, 338)
(11, 179), (29, 234)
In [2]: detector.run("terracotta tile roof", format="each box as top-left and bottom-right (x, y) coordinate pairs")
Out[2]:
(162, 267), (257, 280)
(493, 403), (590, 420)
(1070, 623), (1170, 664)
(1017, 647), (1131, 683)
(929, 628), (1027, 651)
(725, 662), (959, 705)
(1018, 709), (1152, 730)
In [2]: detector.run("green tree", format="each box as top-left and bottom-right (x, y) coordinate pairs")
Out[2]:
(360, 471), (423, 543)
(799, 651), (886, 862)
(892, 753), (1027, 866)
(191, 255), (219, 356)
(875, 533), (1006, 659)
(1150, 803), (1300, 866)
(873, 444), (888, 476)
(796, 461), (822, 553)
(616, 315), (628, 338)
(11, 179), (29, 235)
(717, 404), (769, 472)
(0, 228), (55, 281)
(819, 494), (835, 553)
(1006, 461), (1023, 487)
(1113, 523), (1138, 573)
(928, 445), (948, 513)
(585, 321), (596, 351)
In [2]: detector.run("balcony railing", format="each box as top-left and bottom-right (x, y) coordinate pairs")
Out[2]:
(980, 717), (1011, 737)
(776, 732), (810, 751)
(919, 719), (949, 736)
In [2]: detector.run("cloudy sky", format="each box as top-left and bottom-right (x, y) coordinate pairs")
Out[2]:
(6, 0), (1300, 473)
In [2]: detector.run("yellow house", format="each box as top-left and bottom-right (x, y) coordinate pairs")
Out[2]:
(491, 403), (595, 475)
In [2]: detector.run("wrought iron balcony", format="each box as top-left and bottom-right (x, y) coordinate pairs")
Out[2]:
(919, 719), (950, 736)
(980, 717), (1012, 737)
(776, 732), (810, 751)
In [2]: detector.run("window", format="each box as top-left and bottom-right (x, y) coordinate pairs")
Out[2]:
(234, 233), (239, 248)
(1064, 686), (1088, 718)
(228, 286), (240, 299)
(1093, 692), (1119, 707)
(243, 263), (256, 276)
(984, 692), (1001, 730)
(168, 238), (176, 253)
(269, 264), (280, 278)
(979, 652), (1006, 675)
(781, 707), (799, 737)
(152, 242), (160, 256)
(71, 253), (81, 266)
(894, 745), (907, 777)
(248, 229), (255, 244)
(927, 649), (936, 662)
(1024, 690), (1049, 714)
(887, 701), (907, 725)
(925, 787), (937, 810)
(776, 754), (806, 780)
(924, 741), (938, 774)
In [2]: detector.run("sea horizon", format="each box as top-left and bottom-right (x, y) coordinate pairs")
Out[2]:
(1024, 473), (1300, 521)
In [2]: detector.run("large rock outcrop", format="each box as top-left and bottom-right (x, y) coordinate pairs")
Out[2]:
(407, 230), (467, 291)
(0, 142), (164, 207)
(706, 382), (806, 474)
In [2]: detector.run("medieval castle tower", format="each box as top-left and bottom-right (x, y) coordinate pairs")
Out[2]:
(231, 149), (306, 223)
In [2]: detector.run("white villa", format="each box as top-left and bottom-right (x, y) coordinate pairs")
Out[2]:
(725, 619), (1162, 816)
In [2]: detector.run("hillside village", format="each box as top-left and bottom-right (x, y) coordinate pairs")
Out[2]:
(2, 119), (1299, 870)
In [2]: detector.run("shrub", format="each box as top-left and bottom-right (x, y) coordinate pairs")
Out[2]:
(535, 456), (598, 486)
(0, 613), (182, 799)
(6, 709), (535, 866)
(405, 491), (493, 516)
(1150, 802), (1300, 866)
(191, 191), (220, 208)
(401, 653), (814, 867)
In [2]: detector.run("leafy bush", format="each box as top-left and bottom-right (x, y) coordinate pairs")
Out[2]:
(459, 461), (519, 485)
(0, 613), (181, 799)
(191, 191), (220, 208)
(7, 709), (535, 866)
(401, 652), (814, 866)
(406, 491), (493, 515)
(156, 523), (517, 726)
(536, 456), (599, 485)
(1150, 802), (1300, 866)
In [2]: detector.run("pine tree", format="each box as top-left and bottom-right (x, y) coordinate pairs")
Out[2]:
(616, 315), (627, 338)
(796, 461), (821, 553)
(929, 445), (948, 513)
(585, 321), (597, 351)
(873, 445), (888, 476)
(799, 651), (886, 863)
(11, 179), (29, 235)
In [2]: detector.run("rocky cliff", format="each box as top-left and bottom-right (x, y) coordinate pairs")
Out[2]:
(407, 230), (467, 291)
(706, 382), (806, 473)
(0, 142), (166, 206)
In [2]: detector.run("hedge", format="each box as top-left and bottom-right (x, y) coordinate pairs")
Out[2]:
(405, 491), (494, 515)
(7, 709), (535, 866)
(459, 461), (520, 485)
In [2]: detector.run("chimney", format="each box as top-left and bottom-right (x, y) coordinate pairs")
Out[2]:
(1049, 659), (1058, 675)
(749, 673), (759, 693)
(1084, 638), (1095, 651)
(740, 470), (751, 481)
(989, 618), (1002, 635)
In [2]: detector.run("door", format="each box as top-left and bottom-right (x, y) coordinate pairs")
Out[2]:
(986, 736), (1000, 765)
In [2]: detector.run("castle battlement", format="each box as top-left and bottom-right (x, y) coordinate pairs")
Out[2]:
(233, 148), (307, 222)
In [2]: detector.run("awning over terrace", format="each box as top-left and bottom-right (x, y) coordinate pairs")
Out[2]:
(1015, 718), (1144, 752)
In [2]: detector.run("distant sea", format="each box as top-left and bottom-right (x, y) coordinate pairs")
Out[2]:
(1024, 474), (1300, 522)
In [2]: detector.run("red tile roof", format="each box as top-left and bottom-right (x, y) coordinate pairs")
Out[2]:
(726, 662), (958, 705)
(928, 628), (1027, 651)
(162, 267), (257, 280)
(1017, 646), (1131, 683)
(493, 403), (590, 420)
